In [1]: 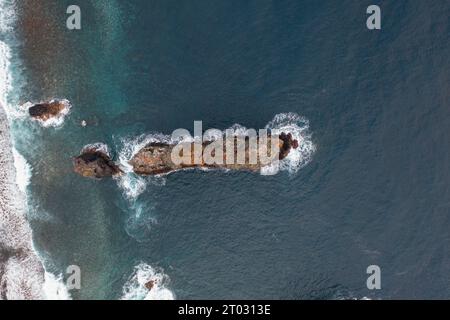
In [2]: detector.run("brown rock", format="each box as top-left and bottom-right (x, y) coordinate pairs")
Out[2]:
(279, 132), (299, 160)
(145, 280), (155, 290)
(129, 132), (297, 176)
(28, 100), (68, 122)
(75, 132), (299, 179)
(129, 142), (177, 176)
(73, 148), (122, 179)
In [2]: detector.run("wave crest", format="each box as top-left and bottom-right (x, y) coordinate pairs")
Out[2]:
(42, 271), (72, 300)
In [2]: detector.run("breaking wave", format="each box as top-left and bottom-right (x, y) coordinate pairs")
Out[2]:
(81, 142), (111, 156)
(115, 134), (169, 200)
(113, 136), (167, 242)
(265, 112), (316, 174)
(115, 112), (315, 198)
(0, 0), (46, 300)
(0, 43), (12, 111)
(113, 113), (314, 247)
(42, 271), (72, 300)
(11, 147), (31, 194)
(121, 262), (175, 300)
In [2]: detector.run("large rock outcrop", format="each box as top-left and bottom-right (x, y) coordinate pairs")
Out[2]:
(73, 132), (298, 178)
(129, 132), (298, 176)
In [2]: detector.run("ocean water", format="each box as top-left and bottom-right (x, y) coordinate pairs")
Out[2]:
(3, 0), (450, 299)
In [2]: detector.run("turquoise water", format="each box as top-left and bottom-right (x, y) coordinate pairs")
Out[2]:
(9, 0), (450, 299)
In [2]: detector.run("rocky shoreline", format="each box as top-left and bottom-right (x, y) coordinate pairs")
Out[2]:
(0, 104), (45, 300)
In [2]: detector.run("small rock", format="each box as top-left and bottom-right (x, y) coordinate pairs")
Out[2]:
(28, 99), (69, 122)
(73, 148), (122, 179)
(145, 280), (155, 290)
(279, 132), (299, 160)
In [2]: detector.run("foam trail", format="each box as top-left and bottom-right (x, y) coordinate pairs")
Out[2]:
(114, 114), (315, 245)
(123, 201), (159, 242)
(115, 113), (316, 199)
(0, 41), (12, 112)
(11, 147), (31, 193)
(121, 263), (175, 300)
(115, 173), (148, 200)
(115, 134), (169, 200)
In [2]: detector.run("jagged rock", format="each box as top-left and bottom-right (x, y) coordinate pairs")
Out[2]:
(145, 280), (155, 290)
(129, 142), (177, 176)
(73, 148), (122, 179)
(279, 132), (299, 160)
(28, 100), (69, 122)
(129, 132), (299, 176)
(74, 132), (299, 179)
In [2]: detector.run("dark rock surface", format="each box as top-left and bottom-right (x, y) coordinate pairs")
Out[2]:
(73, 148), (122, 179)
(28, 100), (68, 122)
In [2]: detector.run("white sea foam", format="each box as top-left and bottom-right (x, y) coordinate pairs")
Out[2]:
(42, 271), (72, 300)
(0, 42), (12, 113)
(225, 123), (252, 137)
(81, 142), (111, 156)
(222, 113), (316, 175)
(0, 0), (47, 300)
(118, 133), (173, 168)
(121, 263), (175, 300)
(79, 141), (152, 200)
(209, 115), (315, 175)
(115, 134), (170, 200)
(0, 0), (15, 33)
(115, 113), (315, 200)
(265, 112), (316, 174)
(22, 99), (72, 128)
(115, 173), (148, 200)
(0, 0), (17, 120)
(123, 200), (159, 242)
(11, 147), (31, 193)
(1, 253), (44, 300)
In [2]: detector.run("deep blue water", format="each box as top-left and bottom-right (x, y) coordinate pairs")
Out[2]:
(11, 0), (450, 299)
